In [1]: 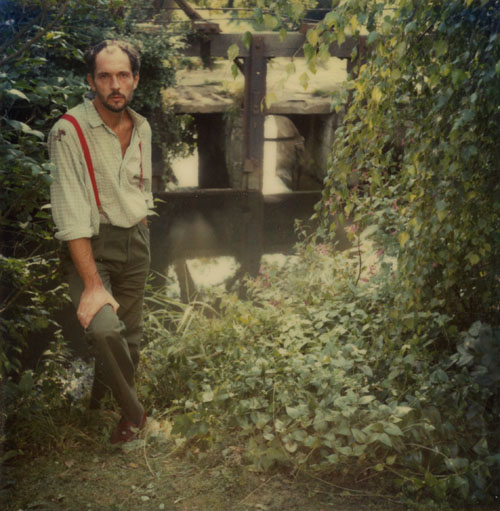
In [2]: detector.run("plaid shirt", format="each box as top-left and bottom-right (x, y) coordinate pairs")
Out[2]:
(48, 98), (154, 241)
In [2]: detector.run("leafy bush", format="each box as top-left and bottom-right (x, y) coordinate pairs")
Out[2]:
(310, 0), (500, 328)
(139, 240), (499, 505)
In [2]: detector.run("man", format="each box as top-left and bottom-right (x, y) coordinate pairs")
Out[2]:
(48, 40), (153, 444)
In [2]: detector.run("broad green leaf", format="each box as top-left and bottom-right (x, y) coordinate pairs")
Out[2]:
(337, 445), (352, 456)
(452, 68), (467, 86)
(467, 253), (480, 266)
(284, 441), (298, 453)
(263, 14), (279, 31)
(227, 43), (239, 61)
(307, 29), (319, 47)
(336, 30), (346, 46)
(395, 42), (406, 59)
(386, 455), (397, 466)
(351, 428), (367, 443)
(445, 457), (469, 472)
(359, 395), (376, 405)
(473, 438), (489, 456)
(378, 433), (393, 447)
(433, 39), (448, 57)
(231, 62), (239, 79)
(201, 390), (213, 402)
(242, 31), (252, 50)
(324, 11), (338, 29)
(6, 89), (29, 101)
(437, 210), (447, 222)
(394, 406), (413, 417)
(404, 21), (417, 34)
(384, 423), (403, 437)
(367, 31), (379, 45)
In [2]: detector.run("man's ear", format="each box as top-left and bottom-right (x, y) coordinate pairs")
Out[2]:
(133, 73), (140, 90)
(87, 73), (96, 91)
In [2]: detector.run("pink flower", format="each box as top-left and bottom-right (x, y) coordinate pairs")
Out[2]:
(316, 244), (329, 255)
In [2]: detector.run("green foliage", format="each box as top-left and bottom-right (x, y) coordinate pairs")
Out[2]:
(2, 331), (88, 456)
(139, 242), (499, 505)
(0, 0), (185, 377)
(1, 0), (121, 376)
(312, 0), (499, 328)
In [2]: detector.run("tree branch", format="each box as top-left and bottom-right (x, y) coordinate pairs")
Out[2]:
(0, 10), (44, 54)
(0, 1), (69, 68)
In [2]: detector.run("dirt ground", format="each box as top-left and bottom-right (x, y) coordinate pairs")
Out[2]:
(2, 451), (402, 511)
(2, 415), (499, 511)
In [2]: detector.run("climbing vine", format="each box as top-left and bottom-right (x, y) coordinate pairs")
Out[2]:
(310, 0), (500, 329)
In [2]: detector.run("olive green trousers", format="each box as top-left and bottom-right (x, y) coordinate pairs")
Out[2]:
(62, 222), (150, 424)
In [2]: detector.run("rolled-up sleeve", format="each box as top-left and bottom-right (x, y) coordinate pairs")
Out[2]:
(48, 120), (95, 241)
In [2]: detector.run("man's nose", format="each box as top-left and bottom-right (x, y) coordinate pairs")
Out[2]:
(110, 75), (120, 89)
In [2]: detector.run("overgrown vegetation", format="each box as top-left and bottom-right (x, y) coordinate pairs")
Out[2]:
(2, 0), (499, 508)
(0, 0), (183, 376)
(136, 238), (499, 506)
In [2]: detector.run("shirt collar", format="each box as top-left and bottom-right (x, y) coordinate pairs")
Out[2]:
(84, 97), (147, 129)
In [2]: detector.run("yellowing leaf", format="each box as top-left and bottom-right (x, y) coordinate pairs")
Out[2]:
(437, 209), (447, 222)
(468, 253), (480, 266)
(307, 29), (319, 47)
(265, 92), (277, 109)
(263, 14), (279, 31)
(350, 15), (359, 32)
(398, 231), (410, 247)
(371, 86), (383, 103)
(299, 72), (309, 90)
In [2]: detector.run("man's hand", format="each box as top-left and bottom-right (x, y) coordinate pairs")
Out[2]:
(67, 237), (120, 329)
(77, 286), (119, 329)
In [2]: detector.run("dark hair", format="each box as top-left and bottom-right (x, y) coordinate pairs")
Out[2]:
(84, 40), (141, 77)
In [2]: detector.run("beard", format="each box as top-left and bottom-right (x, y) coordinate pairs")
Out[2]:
(96, 91), (133, 113)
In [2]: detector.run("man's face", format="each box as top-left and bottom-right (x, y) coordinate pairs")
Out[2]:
(87, 46), (139, 113)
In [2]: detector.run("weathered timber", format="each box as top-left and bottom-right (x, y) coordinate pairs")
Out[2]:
(243, 35), (266, 189)
(177, 32), (364, 59)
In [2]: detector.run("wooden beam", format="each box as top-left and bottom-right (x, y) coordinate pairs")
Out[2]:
(178, 32), (364, 59)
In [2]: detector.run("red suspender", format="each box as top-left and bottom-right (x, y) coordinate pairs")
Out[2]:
(138, 141), (143, 190)
(61, 113), (144, 210)
(61, 113), (102, 213)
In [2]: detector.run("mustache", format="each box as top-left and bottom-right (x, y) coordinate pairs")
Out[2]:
(107, 93), (126, 100)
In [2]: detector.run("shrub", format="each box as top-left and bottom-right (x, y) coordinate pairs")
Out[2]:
(139, 240), (499, 504)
